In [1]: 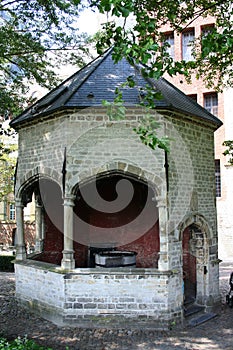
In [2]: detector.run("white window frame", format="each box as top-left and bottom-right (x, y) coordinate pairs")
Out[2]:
(163, 32), (175, 59)
(9, 203), (15, 221)
(215, 160), (221, 197)
(182, 30), (195, 61)
(204, 93), (218, 116)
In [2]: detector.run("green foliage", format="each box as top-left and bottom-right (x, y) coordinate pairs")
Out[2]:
(102, 83), (170, 152)
(0, 157), (16, 202)
(223, 140), (233, 165)
(0, 256), (14, 272)
(0, 337), (53, 349)
(0, 337), (70, 349)
(1, 1), (231, 155)
(91, 0), (233, 91)
(102, 88), (126, 120)
(0, 0), (91, 115)
(134, 115), (170, 152)
(1, 1), (232, 115)
(0, 123), (17, 201)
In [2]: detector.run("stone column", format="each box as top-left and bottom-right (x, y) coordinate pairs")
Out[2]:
(41, 207), (45, 241)
(157, 196), (169, 271)
(34, 198), (43, 253)
(61, 195), (75, 270)
(15, 199), (26, 260)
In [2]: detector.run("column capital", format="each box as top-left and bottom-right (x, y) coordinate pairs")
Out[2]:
(35, 194), (43, 207)
(15, 198), (24, 208)
(63, 194), (76, 207)
(156, 196), (168, 208)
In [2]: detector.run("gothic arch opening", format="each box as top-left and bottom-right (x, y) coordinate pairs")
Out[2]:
(183, 225), (197, 302)
(73, 171), (160, 268)
(181, 221), (209, 306)
(18, 176), (64, 264)
(36, 178), (64, 264)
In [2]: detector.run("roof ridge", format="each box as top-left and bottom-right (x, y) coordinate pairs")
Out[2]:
(59, 47), (113, 106)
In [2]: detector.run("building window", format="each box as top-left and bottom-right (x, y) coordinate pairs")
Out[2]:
(182, 29), (195, 61)
(9, 203), (15, 221)
(215, 160), (221, 197)
(201, 24), (215, 38)
(204, 93), (218, 116)
(163, 32), (175, 59)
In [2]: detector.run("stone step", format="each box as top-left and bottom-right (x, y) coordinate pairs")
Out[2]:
(184, 304), (204, 317)
(188, 312), (217, 327)
(184, 296), (195, 306)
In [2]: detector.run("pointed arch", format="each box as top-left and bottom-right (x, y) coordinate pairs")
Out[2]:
(178, 213), (213, 306)
(178, 213), (213, 241)
(68, 161), (164, 199)
(16, 167), (62, 204)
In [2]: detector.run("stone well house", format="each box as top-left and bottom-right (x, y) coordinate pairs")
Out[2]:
(10, 49), (222, 328)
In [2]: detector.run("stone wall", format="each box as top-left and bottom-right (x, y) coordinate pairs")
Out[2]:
(14, 107), (220, 325)
(166, 115), (217, 238)
(16, 109), (217, 234)
(15, 261), (182, 329)
(15, 108), (166, 197)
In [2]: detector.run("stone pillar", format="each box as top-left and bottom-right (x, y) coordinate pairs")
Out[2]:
(15, 199), (26, 260)
(41, 207), (45, 241)
(61, 195), (75, 270)
(34, 198), (43, 253)
(157, 196), (169, 271)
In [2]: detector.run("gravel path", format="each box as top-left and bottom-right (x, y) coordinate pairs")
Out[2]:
(0, 263), (232, 350)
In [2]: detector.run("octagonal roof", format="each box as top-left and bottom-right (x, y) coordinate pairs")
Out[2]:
(10, 48), (222, 129)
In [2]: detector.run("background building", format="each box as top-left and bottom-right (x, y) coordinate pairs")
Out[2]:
(159, 14), (233, 262)
(0, 117), (35, 249)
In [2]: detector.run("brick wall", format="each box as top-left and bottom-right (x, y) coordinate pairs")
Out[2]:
(15, 262), (182, 328)
(0, 222), (35, 248)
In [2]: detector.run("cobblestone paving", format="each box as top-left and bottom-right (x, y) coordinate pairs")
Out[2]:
(0, 263), (232, 350)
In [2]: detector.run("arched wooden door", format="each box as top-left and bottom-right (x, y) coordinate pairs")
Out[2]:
(182, 226), (197, 303)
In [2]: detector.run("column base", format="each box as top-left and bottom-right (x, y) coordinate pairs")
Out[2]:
(16, 245), (27, 260)
(35, 239), (44, 253)
(61, 250), (75, 270)
(158, 251), (169, 270)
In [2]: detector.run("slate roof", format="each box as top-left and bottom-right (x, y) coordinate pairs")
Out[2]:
(10, 48), (222, 129)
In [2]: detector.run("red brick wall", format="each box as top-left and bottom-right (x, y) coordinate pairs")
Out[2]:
(159, 15), (225, 201)
(36, 175), (160, 268)
(0, 221), (35, 247)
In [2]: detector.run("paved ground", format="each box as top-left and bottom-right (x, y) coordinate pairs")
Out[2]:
(0, 262), (233, 350)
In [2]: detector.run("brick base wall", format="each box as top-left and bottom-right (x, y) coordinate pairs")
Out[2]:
(15, 261), (183, 329)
